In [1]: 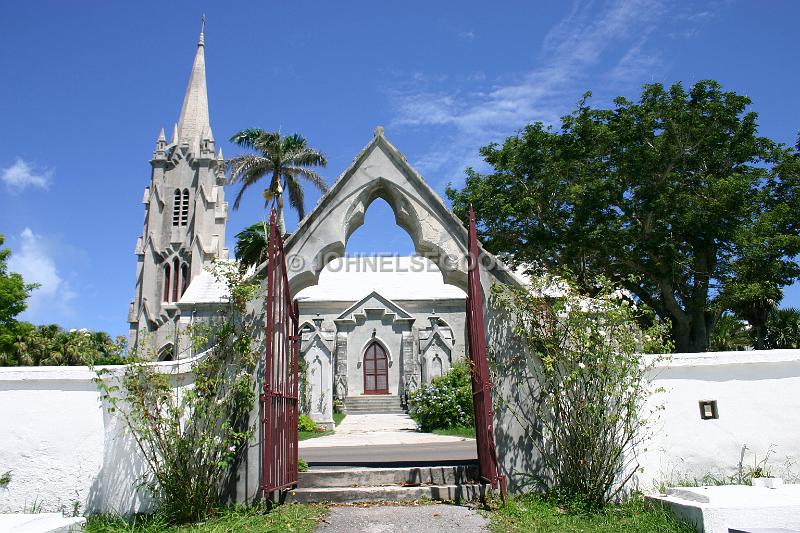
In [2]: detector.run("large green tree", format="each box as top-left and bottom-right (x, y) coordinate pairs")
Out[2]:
(226, 129), (328, 234)
(448, 80), (800, 352)
(0, 234), (37, 355)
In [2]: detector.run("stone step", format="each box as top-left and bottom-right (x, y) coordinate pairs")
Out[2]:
(289, 483), (489, 503)
(300, 465), (479, 488)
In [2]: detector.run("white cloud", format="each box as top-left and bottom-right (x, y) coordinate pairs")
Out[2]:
(1, 158), (53, 191)
(389, 0), (685, 185)
(7, 228), (75, 322)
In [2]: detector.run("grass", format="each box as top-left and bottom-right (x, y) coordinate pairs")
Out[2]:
(432, 426), (475, 438)
(298, 413), (346, 441)
(85, 504), (328, 533)
(487, 495), (694, 533)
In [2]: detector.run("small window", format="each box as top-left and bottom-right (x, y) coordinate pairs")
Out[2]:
(163, 264), (171, 302)
(172, 189), (181, 226)
(172, 258), (180, 302)
(181, 189), (190, 226)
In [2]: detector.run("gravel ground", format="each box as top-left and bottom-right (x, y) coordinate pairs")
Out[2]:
(314, 504), (489, 532)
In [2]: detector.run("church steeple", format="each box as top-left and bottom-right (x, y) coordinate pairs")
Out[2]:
(176, 18), (210, 147)
(129, 18), (228, 359)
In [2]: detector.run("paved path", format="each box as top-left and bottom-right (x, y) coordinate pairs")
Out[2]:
(299, 413), (474, 449)
(301, 441), (477, 466)
(314, 504), (489, 532)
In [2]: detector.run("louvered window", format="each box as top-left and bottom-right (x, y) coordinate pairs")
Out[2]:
(181, 189), (190, 226)
(172, 189), (181, 226)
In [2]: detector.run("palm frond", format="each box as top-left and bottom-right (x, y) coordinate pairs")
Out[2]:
(284, 174), (306, 220)
(284, 166), (329, 194)
(229, 128), (268, 151)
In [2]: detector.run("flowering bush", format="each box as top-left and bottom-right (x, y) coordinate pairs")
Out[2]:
(408, 360), (474, 432)
(493, 275), (672, 508)
(298, 414), (317, 432)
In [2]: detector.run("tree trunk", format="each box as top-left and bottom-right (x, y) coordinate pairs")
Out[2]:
(276, 191), (286, 236)
(670, 313), (711, 353)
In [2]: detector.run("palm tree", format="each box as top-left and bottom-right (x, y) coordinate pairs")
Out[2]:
(763, 307), (800, 349)
(234, 221), (270, 270)
(226, 129), (328, 234)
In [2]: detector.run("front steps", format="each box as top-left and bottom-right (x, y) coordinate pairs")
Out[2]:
(343, 395), (406, 414)
(290, 464), (489, 503)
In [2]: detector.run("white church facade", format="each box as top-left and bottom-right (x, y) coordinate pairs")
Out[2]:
(295, 256), (467, 428)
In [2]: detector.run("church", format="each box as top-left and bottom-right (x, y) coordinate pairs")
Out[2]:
(127, 27), (469, 426)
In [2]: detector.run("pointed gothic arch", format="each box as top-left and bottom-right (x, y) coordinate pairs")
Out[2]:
(278, 132), (487, 297)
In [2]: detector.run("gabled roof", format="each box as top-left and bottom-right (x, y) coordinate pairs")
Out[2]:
(178, 269), (229, 306)
(295, 256), (465, 302)
(334, 290), (414, 322)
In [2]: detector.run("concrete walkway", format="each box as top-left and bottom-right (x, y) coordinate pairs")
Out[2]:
(299, 413), (474, 448)
(314, 504), (489, 532)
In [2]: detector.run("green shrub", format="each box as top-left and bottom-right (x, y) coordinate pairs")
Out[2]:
(298, 415), (317, 432)
(408, 360), (474, 432)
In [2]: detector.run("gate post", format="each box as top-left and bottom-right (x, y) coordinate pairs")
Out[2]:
(261, 209), (300, 500)
(466, 206), (507, 500)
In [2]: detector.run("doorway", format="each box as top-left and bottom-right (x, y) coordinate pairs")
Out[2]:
(363, 341), (389, 394)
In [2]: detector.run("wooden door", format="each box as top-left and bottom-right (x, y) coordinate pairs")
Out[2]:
(363, 341), (389, 394)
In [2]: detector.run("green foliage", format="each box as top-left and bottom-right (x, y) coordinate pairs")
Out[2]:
(0, 235), (37, 326)
(493, 276), (672, 508)
(233, 221), (270, 270)
(763, 307), (800, 349)
(408, 360), (474, 432)
(448, 80), (800, 353)
(0, 234), (38, 356)
(488, 494), (693, 533)
(84, 504), (328, 533)
(92, 260), (260, 525)
(0, 323), (126, 366)
(298, 458), (309, 473)
(297, 414), (317, 432)
(432, 426), (475, 438)
(0, 470), (11, 487)
(708, 314), (751, 351)
(227, 129), (329, 233)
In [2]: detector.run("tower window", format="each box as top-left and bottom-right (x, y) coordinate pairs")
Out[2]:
(172, 257), (180, 302)
(172, 189), (181, 226)
(181, 189), (190, 226)
(163, 264), (171, 302)
(181, 262), (190, 295)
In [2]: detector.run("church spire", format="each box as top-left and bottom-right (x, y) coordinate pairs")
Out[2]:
(176, 17), (210, 147)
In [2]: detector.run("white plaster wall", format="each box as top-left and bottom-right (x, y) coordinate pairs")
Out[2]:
(637, 349), (800, 492)
(303, 342), (333, 426)
(0, 352), (208, 515)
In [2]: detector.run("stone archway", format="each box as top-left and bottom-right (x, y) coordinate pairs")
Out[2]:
(279, 129), (476, 296)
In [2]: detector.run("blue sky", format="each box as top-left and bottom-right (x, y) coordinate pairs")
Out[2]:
(1, 0), (798, 337)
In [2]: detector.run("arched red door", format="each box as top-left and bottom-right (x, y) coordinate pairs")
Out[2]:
(363, 341), (389, 394)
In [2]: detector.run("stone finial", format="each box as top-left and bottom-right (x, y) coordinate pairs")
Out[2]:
(171, 123), (179, 144)
(374, 125), (384, 137)
(157, 128), (166, 143)
(216, 147), (224, 161)
(199, 14), (205, 46)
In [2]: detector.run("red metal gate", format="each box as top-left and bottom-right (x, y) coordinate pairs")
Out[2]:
(261, 208), (300, 499)
(466, 206), (507, 499)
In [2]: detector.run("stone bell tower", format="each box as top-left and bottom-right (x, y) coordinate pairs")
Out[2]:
(128, 22), (228, 359)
